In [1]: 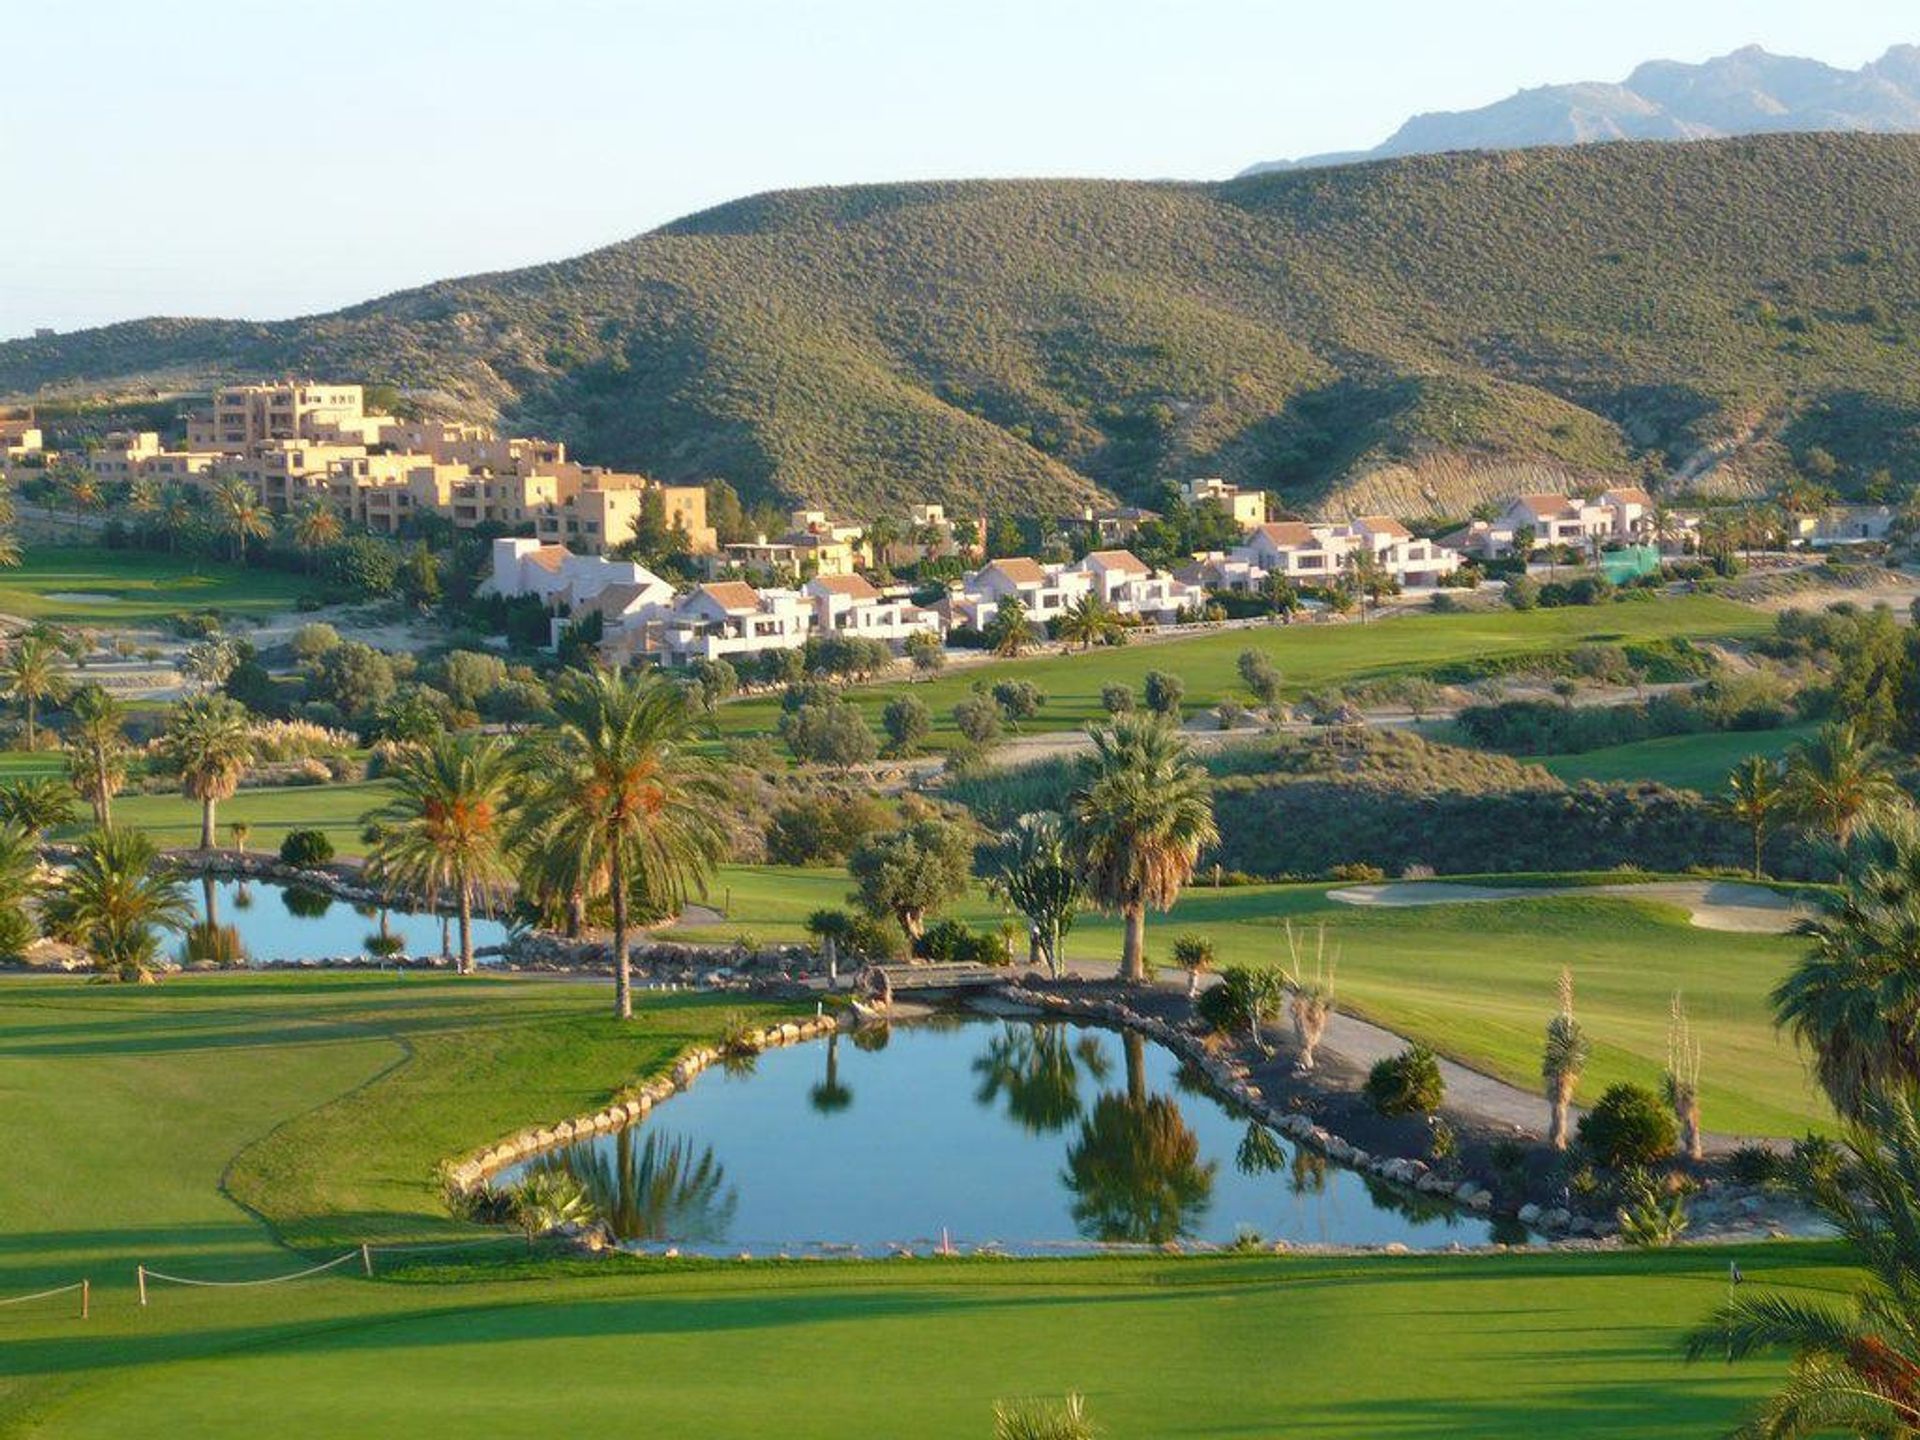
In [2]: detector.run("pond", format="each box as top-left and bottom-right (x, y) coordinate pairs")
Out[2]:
(176, 874), (510, 965)
(499, 1017), (1523, 1255)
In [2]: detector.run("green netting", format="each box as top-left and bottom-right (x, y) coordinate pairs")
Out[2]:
(1599, 545), (1661, 583)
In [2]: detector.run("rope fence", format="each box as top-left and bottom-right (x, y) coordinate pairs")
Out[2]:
(0, 1279), (88, 1319)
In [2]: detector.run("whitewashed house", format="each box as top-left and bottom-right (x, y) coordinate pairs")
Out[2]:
(804, 574), (943, 644)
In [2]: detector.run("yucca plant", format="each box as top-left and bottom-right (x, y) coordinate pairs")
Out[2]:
(992, 1393), (1095, 1440)
(1543, 968), (1591, 1150)
(1171, 933), (1214, 999)
(510, 1170), (594, 1252)
(1665, 992), (1705, 1161)
(1617, 1172), (1689, 1248)
(1280, 920), (1337, 1071)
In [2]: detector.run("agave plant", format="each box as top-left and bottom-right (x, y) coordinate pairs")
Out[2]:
(992, 1394), (1095, 1440)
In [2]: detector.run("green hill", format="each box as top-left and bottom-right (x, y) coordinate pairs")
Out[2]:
(7, 133), (1920, 517)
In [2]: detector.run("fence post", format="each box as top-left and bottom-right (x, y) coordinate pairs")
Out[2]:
(360, 1243), (373, 1277)
(136, 1265), (147, 1308)
(80, 1278), (89, 1320)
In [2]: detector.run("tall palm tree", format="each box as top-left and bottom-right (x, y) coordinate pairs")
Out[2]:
(366, 733), (515, 974)
(211, 474), (272, 563)
(63, 685), (128, 829)
(1067, 715), (1218, 982)
(127, 477), (162, 522)
(0, 630), (69, 751)
(291, 500), (342, 567)
(1775, 817), (1920, 1120)
(160, 485), (197, 554)
(42, 827), (192, 981)
(516, 669), (728, 1018)
(157, 694), (255, 850)
(1723, 755), (1785, 880)
(972, 1023), (1107, 1134)
(986, 812), (1083, 979)
(1686, 1088), (1920, 1436)
(1782, 721), (1905, 844)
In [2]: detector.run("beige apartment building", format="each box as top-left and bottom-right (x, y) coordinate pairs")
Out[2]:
(187, 383), (391, 450)
(0, 408), (44, 461)
(532, 474), (716, 556)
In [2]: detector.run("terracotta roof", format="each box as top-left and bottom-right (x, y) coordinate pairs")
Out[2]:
(1515, 494), (1576, 520)
(1250, 521), (1316, 548)
(983, 557), (1047, 585)
(524, 544), (571, 573)
(1084, 549), (1150, 575)
(694, 581), (761, 613)
(1355, 515), (1412, 539)
(1603, 486), (1654, 507)
(580, 582), (656, 618)
(810, 574), (881, 600)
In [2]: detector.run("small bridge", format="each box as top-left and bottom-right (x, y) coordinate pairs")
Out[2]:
(870, 962), (1006, 994)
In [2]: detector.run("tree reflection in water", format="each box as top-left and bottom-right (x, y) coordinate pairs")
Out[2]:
(810, 1033), (853, 1115)
(971, 1022), (1110, 1135)
(534, 1126), (738, 1244)
(1061, 1031), (1215, 1244)
(1235, 1119), (1286, 1177)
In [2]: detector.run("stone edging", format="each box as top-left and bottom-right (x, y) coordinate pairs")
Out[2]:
(444, 1009), (852, 1195)
(996, 984), (1610, 1241)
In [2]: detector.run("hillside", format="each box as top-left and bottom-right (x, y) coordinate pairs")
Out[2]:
(7, 133), (1920, 518)
(1243, 45), (1920, 174)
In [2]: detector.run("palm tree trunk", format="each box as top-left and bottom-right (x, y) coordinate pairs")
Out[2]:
(1119, 902), (1146, 983)
(1752, 823), (1764, 881)
(1548, 1082), (1572, 1150)
(201, 795), (217, 851)
(1123, 1030), (1147, 1105)
(611, 841), (631, 1020)
(457, 884), (473, 975)
(23, 697), (33, 752)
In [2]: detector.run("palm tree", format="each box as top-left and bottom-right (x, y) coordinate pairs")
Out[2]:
(1723, 755), (1785, 880)
(0, 630), (70, 750)
(0, 777), (77, 838)
(42, 828), (192, 981)
(67, 476), (102, 513)
(0, 822), (41, 959)
(366, 733), (515, 974)
(157, 695), (255, 850)
(984, 597), (1035, 658)
(211, 474), (272, 562)
(1055, 594), (1121, 651)
(1686, 1088), (1920, 1436)
(290, 499), (342, 567)
(986, 812), (1082, 979)
(1542, 968), (1591, 1150)
(809, 1033), (855, 1115)
(517, 668), (729, 1019)
(1067, 715), (1218, 983)
(160, 486), (198, 554)
(1782, 721), (1905, 844)
(972, 1023), (1107, 1134)
(127, 477), (162, 520)
(63, 685), (128, 829)
(1774, 816), (1920, 1119)
(534, 1128), (737, 1245)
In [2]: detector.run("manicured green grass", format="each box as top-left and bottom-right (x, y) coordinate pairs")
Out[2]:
(1534, 723), (1817, 794)
(717, 595), (1767, 745)
(0, 974), (1816, 1438)
(78, 779), (396, 857)
(676, 866), (1823, 1136)
(0, 547), (309, 624)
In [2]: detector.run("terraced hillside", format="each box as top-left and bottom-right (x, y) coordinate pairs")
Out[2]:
(7, 134), (1920, 517)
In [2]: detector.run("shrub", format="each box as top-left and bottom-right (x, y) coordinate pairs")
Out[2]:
(1099, 683), (1134, 715)
(953, 693), (1001, 744)
(1504, 575), (1539, 611)
(1364, 1044), (1444, 1117)
(1143, 670), (1185, 717)
(1577, 1083), (1676, 1168)
(991, 679), (1045, 728)
(917, 918), (1006, 965)
(1327, 861), (1386, 883)
(881, 695), (931, 755)
(289, 622), (341, 663)
(1726, 1143), (1784, 1189)
(765, 793), (891, 866)
(279, 829), (336, 868)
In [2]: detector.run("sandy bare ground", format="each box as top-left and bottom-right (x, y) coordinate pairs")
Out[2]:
(1326, 879), (1804, 934)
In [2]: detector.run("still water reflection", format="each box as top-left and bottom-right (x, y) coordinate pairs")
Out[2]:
(503, 1018), (1518, 1254)
(176, 873), (509, 965)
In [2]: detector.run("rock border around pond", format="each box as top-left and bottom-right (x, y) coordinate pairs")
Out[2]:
(443, 1009), (853, 1198)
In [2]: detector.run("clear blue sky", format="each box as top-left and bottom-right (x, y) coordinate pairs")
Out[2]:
(4, 0), (1910, 338)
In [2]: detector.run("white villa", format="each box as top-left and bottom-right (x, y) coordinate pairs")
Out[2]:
(1209, 517), (1461, 590)
(951, 550), (1205, 630)
(1444, 488), (1696, 560)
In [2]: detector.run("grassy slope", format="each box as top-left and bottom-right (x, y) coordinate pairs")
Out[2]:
(0, 974), (1814, 1439)
(718, 595), (1767, 743)
(1535, 721), (1818, 793)
(0, 547), (309, 624)
(87, 780), (393, 857)
(8, 134), (1920, 513)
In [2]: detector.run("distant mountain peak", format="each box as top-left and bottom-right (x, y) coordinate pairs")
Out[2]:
(1241, 44), (1920, 175)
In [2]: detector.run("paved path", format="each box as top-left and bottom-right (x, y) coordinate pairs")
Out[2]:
(1327, 878), (1805, 934)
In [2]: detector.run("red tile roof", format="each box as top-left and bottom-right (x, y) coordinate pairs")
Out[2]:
(983, 557), (1047, 585)
(1250, 521), (1316, 548)
(810, 574), (881, 600)
(695, 581), (761, 612)
(1084, 549), (1150, 575)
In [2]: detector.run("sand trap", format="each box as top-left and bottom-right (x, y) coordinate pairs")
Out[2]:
(1327, 879), (1803, 934)
(41, 591), (119, 603)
